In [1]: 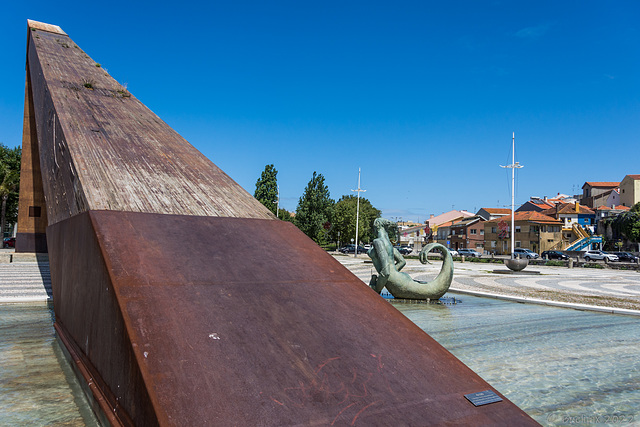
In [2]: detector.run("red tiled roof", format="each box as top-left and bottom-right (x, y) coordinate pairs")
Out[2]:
(481, 208), (511, 214)
(485, 211), (561, 224)
(435, 220), (456, 228)
(521, 200), (555, 209)
(595, 205), (630, 211)
(541, 203), (594, 216)
(583, 181), (620, 188)
(625, 175), (640, 180)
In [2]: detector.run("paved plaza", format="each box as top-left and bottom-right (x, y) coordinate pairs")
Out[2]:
(334, 254), (640, 314)
(0, 259), (51, 302)
(2, 250), (640, 313)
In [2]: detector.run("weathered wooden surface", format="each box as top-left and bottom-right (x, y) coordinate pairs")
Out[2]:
(16, 66), (48, 252)
(27, 24), (273, 226)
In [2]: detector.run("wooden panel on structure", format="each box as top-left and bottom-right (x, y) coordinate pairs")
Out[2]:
(16, 65), (48, 252)
(26, 24), (273, 226)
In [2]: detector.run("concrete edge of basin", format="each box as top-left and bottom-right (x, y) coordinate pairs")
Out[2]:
(448, 287), (640, 317)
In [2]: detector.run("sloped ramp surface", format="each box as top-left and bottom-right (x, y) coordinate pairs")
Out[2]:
(48, 210), (537, 425)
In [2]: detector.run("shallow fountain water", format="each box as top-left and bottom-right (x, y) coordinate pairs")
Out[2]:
(0, 302), (98, 426)
(2, 294), (638, 426)
(394, 293), (640, 426)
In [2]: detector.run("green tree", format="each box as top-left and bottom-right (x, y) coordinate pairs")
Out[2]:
(331, 195), (381, 246)
(278, 208), (293, 223)
(254, 164), (278, 215)
(0, 144), (21, 240)
(294, 171), (334, 245)
(612, 202), (640, 249)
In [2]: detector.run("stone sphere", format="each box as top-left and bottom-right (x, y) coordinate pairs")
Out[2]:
(504, 258), (529, 271)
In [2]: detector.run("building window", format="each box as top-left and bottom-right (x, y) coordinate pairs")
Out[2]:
(515, 241), (521, 248)
(29, 206), (42, 217)
(480, 229), (484, 235)
(515, 226), (521, 233)
(491, 227), (497, 233)
(491, 241), (497, 248)
(470, 229), (477, 235)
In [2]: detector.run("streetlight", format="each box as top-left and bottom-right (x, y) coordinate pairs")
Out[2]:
(273, 184), (280, 219)
(351, 168), (366, 257)
(500, 132), (523, 259)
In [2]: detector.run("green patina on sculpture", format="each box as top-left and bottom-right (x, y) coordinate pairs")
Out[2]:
(368, 218), (453, 300)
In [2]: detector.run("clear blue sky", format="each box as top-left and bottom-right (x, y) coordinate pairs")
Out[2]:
(1, 1), (638, 222)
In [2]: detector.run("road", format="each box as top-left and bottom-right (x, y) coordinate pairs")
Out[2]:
(334, 253), (640, 313)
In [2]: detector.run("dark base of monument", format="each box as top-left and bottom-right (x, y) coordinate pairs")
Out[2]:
(383, 294), (462, 305)
(15, 232), (48, 253)
(492, 269), (541, 275)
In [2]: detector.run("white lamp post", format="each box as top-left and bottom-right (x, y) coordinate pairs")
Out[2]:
(351, 168), (366, 257)
(500, 132), (523, 259)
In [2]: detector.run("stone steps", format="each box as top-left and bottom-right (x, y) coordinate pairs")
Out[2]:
(0, 262), (52, 302)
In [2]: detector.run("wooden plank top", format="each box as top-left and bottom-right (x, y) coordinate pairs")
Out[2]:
(27, 20), (66, 35)
(27, 23), (274, 224)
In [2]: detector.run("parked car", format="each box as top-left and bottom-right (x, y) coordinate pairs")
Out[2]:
(458, 248), (481, 257)
(541, 250), (569, 260)
(395, 246), (413, 255)
(583, 250), (618, 262)
(514, 248), (539, 259)
(448, 248), (459, 257)
(2, 237), (15, 248)
(339, 244), (366, 254)
(612, 252), (639, 262)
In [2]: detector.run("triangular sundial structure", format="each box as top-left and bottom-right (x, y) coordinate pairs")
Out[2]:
(17, 20), (538, 426)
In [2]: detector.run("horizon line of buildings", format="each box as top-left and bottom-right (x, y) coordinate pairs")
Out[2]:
(395, 174), (640, 254)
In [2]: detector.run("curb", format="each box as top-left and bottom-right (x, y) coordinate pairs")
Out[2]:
(449, 287), (640, 317)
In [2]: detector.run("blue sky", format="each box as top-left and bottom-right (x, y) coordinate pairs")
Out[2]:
(1, 1), (638, 222)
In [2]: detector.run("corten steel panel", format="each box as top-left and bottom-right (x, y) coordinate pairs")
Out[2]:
(47, 212), (157, 427)
(25, 25), (273, 226)
(52, 209), (533, 426)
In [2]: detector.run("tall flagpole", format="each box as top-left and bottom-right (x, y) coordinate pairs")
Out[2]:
(500, 133), (523, 259)
(351, 168), (366, 257)
(275, 184), (280, 219)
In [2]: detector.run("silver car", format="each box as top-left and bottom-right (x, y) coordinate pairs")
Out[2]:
(584, 250), (618, 262)
(514, 248), (539, 259)
(458, 248), (481, 257)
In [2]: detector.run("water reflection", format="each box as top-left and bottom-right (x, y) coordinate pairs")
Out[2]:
(2, 293), (639, 426)
(0, 302), (98, 426)
(393, 293), (640, 426)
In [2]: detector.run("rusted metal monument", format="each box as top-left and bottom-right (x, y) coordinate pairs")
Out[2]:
(17, 20), (538, 426)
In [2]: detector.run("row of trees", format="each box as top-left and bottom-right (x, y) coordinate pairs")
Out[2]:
(0, 144), (21, 240)
(254, 165), (381, 247)
(602, 202), (640, 251)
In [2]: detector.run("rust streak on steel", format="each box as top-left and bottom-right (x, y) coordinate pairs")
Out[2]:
(18, 20), (539, 426)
